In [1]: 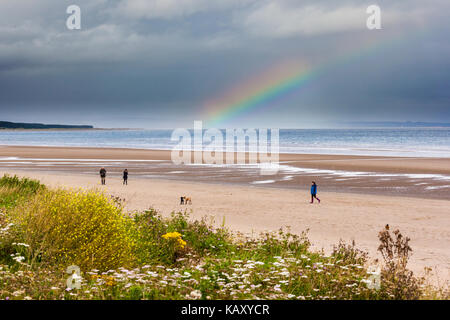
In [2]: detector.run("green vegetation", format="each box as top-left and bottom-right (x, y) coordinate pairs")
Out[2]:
(9, 189), (135, 271)
(0, 175), (44, 210)
(0, 175), (447, 300)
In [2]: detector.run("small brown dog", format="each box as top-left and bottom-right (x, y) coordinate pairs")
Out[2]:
(180, 196), (192, 205)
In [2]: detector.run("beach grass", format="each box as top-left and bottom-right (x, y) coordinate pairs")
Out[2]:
(0, 175), (447, 300)
(0, 175), (44, 210)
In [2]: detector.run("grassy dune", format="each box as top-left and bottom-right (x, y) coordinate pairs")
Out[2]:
(0, 175), (447, 300)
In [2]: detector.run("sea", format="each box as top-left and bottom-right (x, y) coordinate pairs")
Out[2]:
(0, 128), (449, 158)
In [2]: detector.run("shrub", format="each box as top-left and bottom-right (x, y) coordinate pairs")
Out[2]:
(256, 228), (311, 258)
(0, 175), (44, 264)
(377, 224), (423, 299)
(0, 210), (16, 265)
(132, 209), (173, 264)
(332, 240), (368, 266)
(9, 189), (135, 271)
(169, 212), (232, 256)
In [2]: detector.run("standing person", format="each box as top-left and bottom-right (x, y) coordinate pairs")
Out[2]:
(310, 181), (320, 204)
(123, 169), (128, 185)
(100, 167), (107, 185)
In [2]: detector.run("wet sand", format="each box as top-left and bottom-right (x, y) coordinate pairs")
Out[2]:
(1, 145), (450, 199)
(1, 145), (450, 174)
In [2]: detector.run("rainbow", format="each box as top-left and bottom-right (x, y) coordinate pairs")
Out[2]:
(203, 34), (406, 127)
(204, 60), (321, 127)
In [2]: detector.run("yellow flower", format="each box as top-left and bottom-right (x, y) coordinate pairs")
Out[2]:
(177, 238), (187, 249)
(162, 232), (186, 249)
(162, 232), (182, 240)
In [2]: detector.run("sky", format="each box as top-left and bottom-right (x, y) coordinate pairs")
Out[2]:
(0, 0), (449, 128)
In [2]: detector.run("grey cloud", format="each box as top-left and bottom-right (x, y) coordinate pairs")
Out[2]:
(0, 0), (449, 128)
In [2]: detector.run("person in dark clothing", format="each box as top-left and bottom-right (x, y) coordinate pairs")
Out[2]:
(123, 169), (128, 185)
(100, 167), (107, 185)
(310, 181), (320, 204)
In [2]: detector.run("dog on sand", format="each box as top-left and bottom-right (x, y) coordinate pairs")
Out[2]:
(180, 196), (192, 205)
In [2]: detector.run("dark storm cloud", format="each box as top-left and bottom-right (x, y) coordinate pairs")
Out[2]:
(0, 0), (449, 128)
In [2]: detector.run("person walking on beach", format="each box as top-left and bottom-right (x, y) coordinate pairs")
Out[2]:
(123, 169), (128, 185)
(310, 181), (320, 204)
(100, 167), (107, 185)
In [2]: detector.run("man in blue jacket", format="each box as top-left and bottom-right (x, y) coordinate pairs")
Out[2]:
(310, 181), (321, 204)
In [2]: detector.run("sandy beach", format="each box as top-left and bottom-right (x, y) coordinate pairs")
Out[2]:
(1, 145), (449, 284)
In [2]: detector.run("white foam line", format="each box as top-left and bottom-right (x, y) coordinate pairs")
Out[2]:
(183, 162), (450, 181)
(0, 157), (165, 162)
(425, 185), (450, 190)
(278, 164), (450, 181)
(0, 161), (35, 164)
(1, 161), (129, 165)
(250, 180), (276, 184)
(287, 157), (431, 162)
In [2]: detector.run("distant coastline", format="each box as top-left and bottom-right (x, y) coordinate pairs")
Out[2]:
(0, 121), (94, 130)
(341, 121), (450, 128)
